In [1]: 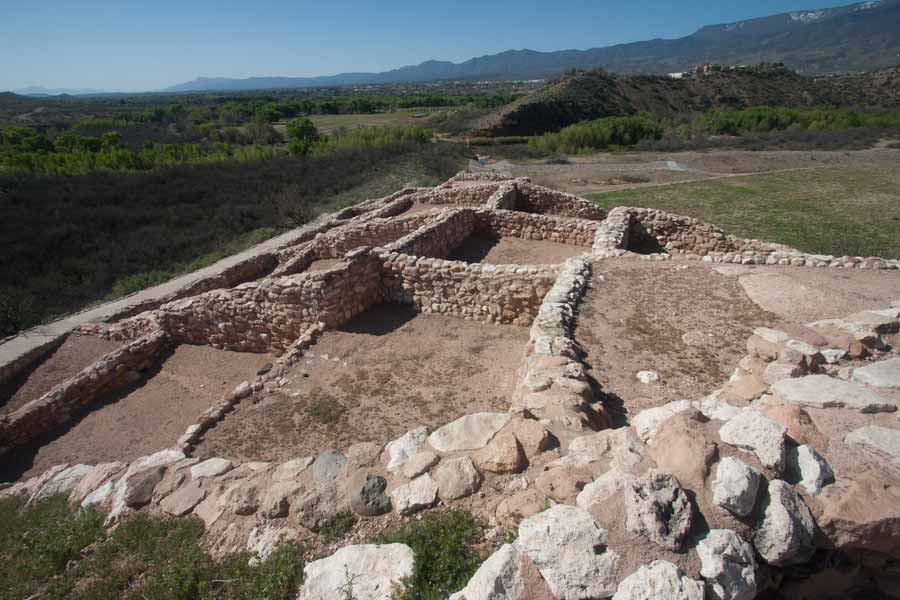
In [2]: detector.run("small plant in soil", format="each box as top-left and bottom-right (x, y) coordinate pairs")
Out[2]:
(307, 396), (346, 424)
(318, 511), (358, 542)
(377, 510), (483, 600)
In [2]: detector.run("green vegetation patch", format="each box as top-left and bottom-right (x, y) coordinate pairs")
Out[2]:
(377, 510), (484, 600)
(588, 168), (900, 258)
(0, 495), (303, 600)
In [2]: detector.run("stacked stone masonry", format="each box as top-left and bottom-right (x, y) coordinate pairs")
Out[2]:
(3, 171), (900, 600)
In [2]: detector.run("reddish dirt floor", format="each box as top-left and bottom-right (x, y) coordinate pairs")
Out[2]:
(448, 234), (586, 265)
(196, 304), (528, 463)
(4, 344), (271, 481)
(0, 335), (122, 415)
(714, 264), (900, 323)
(574, 257), (778, 424)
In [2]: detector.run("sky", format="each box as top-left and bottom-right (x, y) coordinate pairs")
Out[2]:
(1, 0), (859, 92)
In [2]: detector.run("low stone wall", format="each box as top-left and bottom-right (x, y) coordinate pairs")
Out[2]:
(313, 213), (438, 259)
(0, 334), (67, 387)
(106, 250), (383, 354)
(516, 181), (607, 221)
(511, 257), (606, 443)
(600, 207), (900, 269)
(483, 182), (518, 210)
(381, 251), (558, 326)
(386, 209), (476, 259)
(411, 183), (502, 207)
(0, 331), (171, 456)
(474, 209), (598, 247)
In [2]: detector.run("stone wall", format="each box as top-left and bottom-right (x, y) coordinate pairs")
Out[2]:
(386, 209), (476, 259)
(381, 251), (559, 326)
(313, 213), (438, 259)
(474, 209), (598, 247)
(0, 331), (171, 456)
(516, 181), (607, 221)
(107, 250), (383, 353)
(511, 257), (606, 444)
(483, 182), (518, 210)
(411, 183), (502, 207)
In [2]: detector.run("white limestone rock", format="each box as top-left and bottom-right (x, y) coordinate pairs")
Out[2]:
(399, 450), (440, 479)
(697, 529), (757, 600)
(762, 361), (804, 385)
(845, 425), (900, 462)
(787, 445), (834, 495)
(719, 411), (788, 472)
(190, 457), (233, 479)
(852, 358), (900, 389)
(428, 413), (511, 453)
(753, 480), (816, 566)
(385, 426), (428, 474)
(636, 371), (661, 385)
(451, 544), (530, 600)
(272, 456), (313, 481)
(613, 560), (704, 600)
(516, 504), (619, 600)
(772, 375), (896, 413)
(298, 544), (415, 600)
(69, 462), (125, 504)
(576, 468), (636, 510)
(433, 456), (482, 501)
(632, 400), (693, 443)
(390, 474), (438, 515)
(712, 457), (761, 517)
(754, 327), (789, 344)
(30, 464), (93, 502)
(553, 428), (644, 472)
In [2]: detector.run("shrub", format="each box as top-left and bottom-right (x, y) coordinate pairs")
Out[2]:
(318, 511), (357, 540)
(377, 510), (483, 600)
(529, 115), (663, 153)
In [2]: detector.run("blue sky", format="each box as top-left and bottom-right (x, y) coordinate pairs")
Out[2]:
(2, 0), (856, 92)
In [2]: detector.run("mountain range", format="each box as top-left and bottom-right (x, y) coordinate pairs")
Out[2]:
(162, 0), (900, 93)
(12, 0), (900, 96)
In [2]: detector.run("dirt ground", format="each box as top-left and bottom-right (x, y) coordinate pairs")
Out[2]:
(575, 257), (779, 424)
(714, 264), (900, 322)
(196, 304), (528, 463)
(448, 234), (586, 265)
(3, 345), (271, 481)
(491, 146), (900, 196)
(397, 202), (446, 216)
(0, 335), (121, 415)
(305, 258), (346, 273)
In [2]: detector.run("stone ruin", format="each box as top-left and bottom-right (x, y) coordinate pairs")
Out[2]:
(2, 172), (900, 599)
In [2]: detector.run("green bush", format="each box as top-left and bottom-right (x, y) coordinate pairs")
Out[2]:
(0, 495), (304, 600)
(377, 510), (483, 600)
(529, 115), (663, 153)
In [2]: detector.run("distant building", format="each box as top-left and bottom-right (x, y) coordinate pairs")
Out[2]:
(667, 72), (685, 79)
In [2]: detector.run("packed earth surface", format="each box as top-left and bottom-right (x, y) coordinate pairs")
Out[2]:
(1, 171), (899, 600)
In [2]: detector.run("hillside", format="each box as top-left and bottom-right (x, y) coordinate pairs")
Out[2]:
(474, 66), (900, 136)
(163, 0), (900, 93)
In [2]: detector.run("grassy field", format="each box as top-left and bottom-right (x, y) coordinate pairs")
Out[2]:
(588, 168), (900, 258)
(301, 108), (446, 134)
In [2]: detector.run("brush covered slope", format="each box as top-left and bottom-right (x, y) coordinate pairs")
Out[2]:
(475, 66), (900, 136)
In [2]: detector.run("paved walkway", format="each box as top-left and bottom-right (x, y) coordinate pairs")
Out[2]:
(0, 225), (314, 380)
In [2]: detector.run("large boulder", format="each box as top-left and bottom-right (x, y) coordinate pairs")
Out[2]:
(385, 426), (428, 474)
(159, 479), (205, 517)
(852, 357), (900, 389)
(613, 560), (704, 600)
(786, 444), (834, 495)
(697, 529), (757, 600)
(625, 471), (693, 551)
(712, 457), (761, 518)
(390, 474), (438, 515)
(516, 504), (619, 600)
(473, 431), (526, 474)
(429, 413), (511, 453)
(450, 544), (554, 600)
(718, 411), (788, 472)
(349, 474), (391, 517)
(433, 456), (482, 501)
(771, 375), (896, 413)
(753, 480), (816, 566)
(631, 400), (693, 443)
(844, 425), (900, 461)
(298, 544), (415, 600)
(189, 457), (233, 479)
